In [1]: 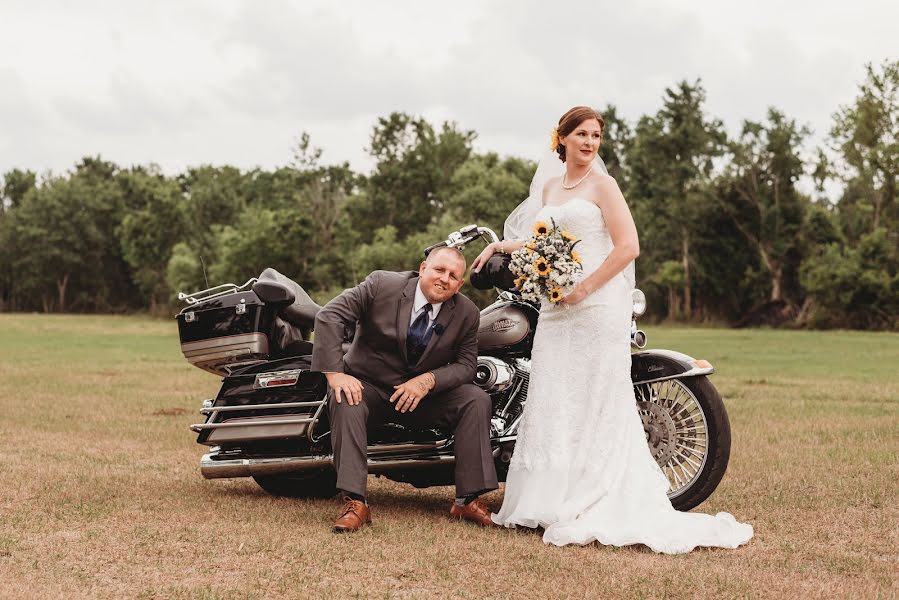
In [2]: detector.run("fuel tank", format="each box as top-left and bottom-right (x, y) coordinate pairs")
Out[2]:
(477, 301), (539, 357)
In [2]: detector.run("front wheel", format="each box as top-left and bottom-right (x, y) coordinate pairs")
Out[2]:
(634, 376), (731, 511)
(252, 469), (337, 499)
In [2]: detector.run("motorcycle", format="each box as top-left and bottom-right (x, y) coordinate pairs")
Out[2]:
(178, 225), (732, 511)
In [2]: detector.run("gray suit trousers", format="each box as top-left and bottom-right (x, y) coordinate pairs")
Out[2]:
(329, 379), (498, 498)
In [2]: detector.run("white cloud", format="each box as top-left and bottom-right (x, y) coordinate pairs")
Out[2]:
(0, 0), (895, 176)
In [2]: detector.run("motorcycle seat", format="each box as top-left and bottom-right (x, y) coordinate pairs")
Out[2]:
(255, 268), (322, 329)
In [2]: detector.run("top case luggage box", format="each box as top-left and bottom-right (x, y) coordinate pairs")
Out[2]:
(176, 291), (273, 375)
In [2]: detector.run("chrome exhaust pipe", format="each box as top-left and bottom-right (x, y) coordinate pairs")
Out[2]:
(199, 452), (456, 479)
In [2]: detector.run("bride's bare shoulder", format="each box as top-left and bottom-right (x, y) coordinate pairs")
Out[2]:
(585, 172), (622, 195)
(581, 172), (623, 209)
(587, 170), (617, 186)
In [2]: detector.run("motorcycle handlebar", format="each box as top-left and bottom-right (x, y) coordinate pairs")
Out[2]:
(423, 225), (500, 257)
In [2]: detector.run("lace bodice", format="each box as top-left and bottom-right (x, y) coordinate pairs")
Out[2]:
(536, 197), (613, 274)
(536, 197), (634, 291)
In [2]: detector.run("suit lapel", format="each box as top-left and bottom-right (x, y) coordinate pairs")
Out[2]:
(396, 276), (418, 364)
(417, 294), (455, 366)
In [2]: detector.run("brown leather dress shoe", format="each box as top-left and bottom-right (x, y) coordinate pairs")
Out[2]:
(333, 496), (372, 533)
(449, 498), (497, 527)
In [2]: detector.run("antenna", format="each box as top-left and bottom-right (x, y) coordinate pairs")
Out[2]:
(199, 255), (209, 289)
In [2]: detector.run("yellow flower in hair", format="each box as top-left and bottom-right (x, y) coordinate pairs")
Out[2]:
(533, 221), (549, 237)
(550, 128), (560, 151)
(549, 287), (563, 303)
(571, 250), (582, 264)
(534, 257), (551, 277)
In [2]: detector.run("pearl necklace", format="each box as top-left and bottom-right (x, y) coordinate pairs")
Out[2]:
(561, 169), (592, 190)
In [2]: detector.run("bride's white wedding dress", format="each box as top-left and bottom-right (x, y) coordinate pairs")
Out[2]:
(492, 197), (753, 554)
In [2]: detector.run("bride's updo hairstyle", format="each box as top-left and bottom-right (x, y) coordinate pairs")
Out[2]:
(554, 106), (605, 163)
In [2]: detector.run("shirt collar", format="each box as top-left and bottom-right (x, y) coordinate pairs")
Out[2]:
(414, 281), (442, 318)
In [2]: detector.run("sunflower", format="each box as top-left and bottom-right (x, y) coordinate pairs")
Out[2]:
(533, 221), (550, 237)
(534, 257), (551, 277)
(571, 250), (582, 264)
(513, 276), (527, 289)
(549, 287), (563, 303)
(561, 230), (575, 241)
(550, 128), (560, 151)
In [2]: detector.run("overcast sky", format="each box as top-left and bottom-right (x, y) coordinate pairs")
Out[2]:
(1, 0), (896, 178)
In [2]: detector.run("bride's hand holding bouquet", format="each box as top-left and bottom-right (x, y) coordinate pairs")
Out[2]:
(509, 218), (584, 305)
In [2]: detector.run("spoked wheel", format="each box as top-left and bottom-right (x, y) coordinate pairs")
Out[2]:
(633, 376), (731, 511)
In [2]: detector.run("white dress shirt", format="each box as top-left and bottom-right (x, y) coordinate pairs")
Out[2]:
(410, 282), (443, 326)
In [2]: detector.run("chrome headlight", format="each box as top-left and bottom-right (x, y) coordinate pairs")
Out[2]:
(631, 289), (647, 316)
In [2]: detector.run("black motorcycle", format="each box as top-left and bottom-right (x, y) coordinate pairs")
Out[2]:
(179, 225), (732, 511)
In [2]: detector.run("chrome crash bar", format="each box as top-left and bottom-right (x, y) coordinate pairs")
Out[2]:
(190, 392), (329, 442)
(198, 401), (325, 415)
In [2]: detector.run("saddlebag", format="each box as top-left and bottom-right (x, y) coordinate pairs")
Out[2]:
(192, 358), (329, 446)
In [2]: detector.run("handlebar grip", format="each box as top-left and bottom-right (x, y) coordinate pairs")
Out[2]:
(423, 242), (447, 257)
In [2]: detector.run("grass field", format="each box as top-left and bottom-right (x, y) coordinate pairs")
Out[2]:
(1, 314), (897, 599)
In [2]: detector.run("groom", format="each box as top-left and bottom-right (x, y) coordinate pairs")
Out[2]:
(311, 247), (498, 532)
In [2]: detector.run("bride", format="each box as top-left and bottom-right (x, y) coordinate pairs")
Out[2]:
(470, 106), (753, 554)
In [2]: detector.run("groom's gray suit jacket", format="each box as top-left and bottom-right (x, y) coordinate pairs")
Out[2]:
(311, 270), (479, 391)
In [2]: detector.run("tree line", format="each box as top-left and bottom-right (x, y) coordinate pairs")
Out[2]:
(0, 60), (895, 329)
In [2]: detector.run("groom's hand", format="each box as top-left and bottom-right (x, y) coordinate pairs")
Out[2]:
(325, 372), (363, 405)
(390, 373), (435, 413)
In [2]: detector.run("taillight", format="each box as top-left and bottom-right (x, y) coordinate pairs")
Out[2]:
(253, 369), (303, 389)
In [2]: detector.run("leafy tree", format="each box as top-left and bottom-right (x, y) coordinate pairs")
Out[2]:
(348, 113), (476, 240)
(444, 153), (534, 236)
(241, 166), (303, 211)
(1, 169), (36, 212)
(294, 168), (358, 290)
(830, 60), (898, 235)
(716, 109), (809, 304)
(178, 165), (247, 263)
(798, 60), (898, 329)
(117, 168), (187, 312)
(166, 242), (207, 300)
(0, 169), (37, 309)
(71, 157), (139, 310)
(290, 131), (324, 171)
(598, 104), (633, 192)
(7, 174), (111, 311)
(629, 80), (726, 319)
(801, 227), (897, 329)
(208, 206), (314, 289)
(802, 202), (844, 248)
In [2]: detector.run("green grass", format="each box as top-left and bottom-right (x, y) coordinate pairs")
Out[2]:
(0, 314), (897, 599)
